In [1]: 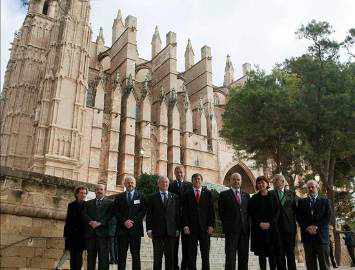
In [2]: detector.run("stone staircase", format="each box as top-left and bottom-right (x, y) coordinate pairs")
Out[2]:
(109, 236), (308, 270)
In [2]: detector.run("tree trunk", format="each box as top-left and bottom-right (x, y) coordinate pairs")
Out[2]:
(325, 157), (342, 264)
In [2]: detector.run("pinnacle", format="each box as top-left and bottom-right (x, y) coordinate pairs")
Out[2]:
(152, 26), (161, 43)
(226, 54), (233, 68)
(154, 26), (160, 37)
(185, 38), (194, 54)
(97, 27), (105, 42)
(116, 9), (122, 20)
(187, 38), (192, 48)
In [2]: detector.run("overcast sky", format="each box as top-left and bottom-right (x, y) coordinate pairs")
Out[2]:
(1, 0), (354, 90)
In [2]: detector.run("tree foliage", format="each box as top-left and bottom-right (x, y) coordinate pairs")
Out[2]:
(222, 20), (354, 260)
(222, 19), (355, 199)
(136, 173), (158, 197)
(221, 68), (304, 183)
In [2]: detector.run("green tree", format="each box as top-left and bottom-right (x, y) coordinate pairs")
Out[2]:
(222, 20), (355, 261)
(221, 68), (304, 184)
(136, 173), (158, 197)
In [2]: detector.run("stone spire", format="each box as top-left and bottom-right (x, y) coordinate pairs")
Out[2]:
(223, 54), (234, 86)
(97, 27), (105, 43)
(96, 27), (105, 54)
(151, 26), (162, 58)
(184, 38), (195, 70)
(112, 9), (125, 44)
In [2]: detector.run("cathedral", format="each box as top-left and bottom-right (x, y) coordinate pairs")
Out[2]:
(0, 0), (261, 193)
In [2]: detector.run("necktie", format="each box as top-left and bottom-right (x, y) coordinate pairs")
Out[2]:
(128, 191), (133, 203)
(195, 190), (200, 203)
(96, 199), (102, 207)
(162, 192), (167, 204)
(235, 190), (241, 205)
(278, 190), (286, 206)
(310, 196), (316, 208)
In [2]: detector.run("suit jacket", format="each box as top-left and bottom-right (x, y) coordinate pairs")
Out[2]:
(169, 180), (193, 198)
(218, 189), (250, 236)
(296, 196), (331, 245)
(64, 200), (86, 250)
(182, 188), (215, 234)
(270, 189), (298, 235)
(146, 192), (180, 237)
(82, 197), (113, 238)
(113, 190), (146, 237)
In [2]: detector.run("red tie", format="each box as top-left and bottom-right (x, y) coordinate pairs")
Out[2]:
(235, 191), (241, 205)
(195, 190), (200, 203)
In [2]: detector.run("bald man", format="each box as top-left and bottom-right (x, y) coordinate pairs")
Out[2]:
(83, 184), (113, 270)
(297, 180), (331, 270)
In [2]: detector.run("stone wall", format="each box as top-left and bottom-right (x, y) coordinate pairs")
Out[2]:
(0, 167), (96, 269)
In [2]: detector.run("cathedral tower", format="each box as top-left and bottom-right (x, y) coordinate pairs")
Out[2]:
(0, 0), (59, 169)
(31, 0), (92, 179)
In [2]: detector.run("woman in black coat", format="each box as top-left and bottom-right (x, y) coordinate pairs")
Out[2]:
(248, 176), (281, 270)
(64, 186), (88, 270)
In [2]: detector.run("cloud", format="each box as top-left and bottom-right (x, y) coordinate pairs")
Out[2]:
(1, 0), (354, 90)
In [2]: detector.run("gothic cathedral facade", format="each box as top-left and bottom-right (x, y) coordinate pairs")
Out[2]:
(0, 0), (260, 193)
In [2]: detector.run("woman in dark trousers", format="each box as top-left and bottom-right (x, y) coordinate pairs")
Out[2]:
(64, 186), (88, 270)
(248, 176), (282, 270)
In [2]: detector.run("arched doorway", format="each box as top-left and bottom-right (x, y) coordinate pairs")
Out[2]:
(223, 163), (256, 193)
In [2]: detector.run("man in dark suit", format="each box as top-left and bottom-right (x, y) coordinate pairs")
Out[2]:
(218, 172), (250, 270)
(113, 175), (146, 270)
(297, 180), (331, 270)
(271, 174), (298, 270)
(182, 173), (215, 270)
(168, 166), (192, 270)
(83, 184), (112, 270)
(146, 175), (180, 270)
(63, 186), (88, 270)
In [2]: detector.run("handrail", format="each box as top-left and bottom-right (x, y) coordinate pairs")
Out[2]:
(0, 236), (63, 252)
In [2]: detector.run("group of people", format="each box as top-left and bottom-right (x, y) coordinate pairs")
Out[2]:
(63, 165), (344, 270)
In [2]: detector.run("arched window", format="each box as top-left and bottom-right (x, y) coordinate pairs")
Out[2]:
(42, 1), (49, 15)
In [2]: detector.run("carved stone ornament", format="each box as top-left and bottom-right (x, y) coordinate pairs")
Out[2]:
(113, 71), (120, 88)
(198, 97), (204, 113)
(141, 74), (150, 100)
(183, 92), (190, 111)
(125, 74), (134, 95)
(169, 88), (177, 105)
(208, 102), (214, 119)
(159, 86), (166, 101)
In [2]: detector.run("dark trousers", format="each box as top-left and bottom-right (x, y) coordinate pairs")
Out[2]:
(346, 244), (355, 266)
(259, 255), (277, 270)
(87, 237), (110, 270)
(109, 237), (117, 264)
(117, 234), (141, 270)
(69, 248), (84, 270)
(152, 236), (176, 270)
(304, 242), (330, 270)
(174, 233), (189, 270)
(224, 233), (249, 270)
(276, 234), (296, 270)
(189, 232), (210, 270)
